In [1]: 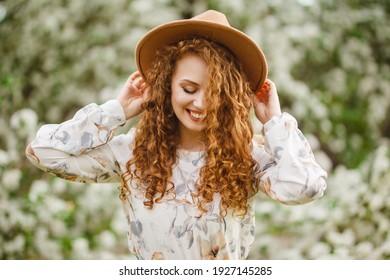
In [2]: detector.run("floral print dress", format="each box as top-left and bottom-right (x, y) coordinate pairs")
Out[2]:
(26, 99), (327, 259)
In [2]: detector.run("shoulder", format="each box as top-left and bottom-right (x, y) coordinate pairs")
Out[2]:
(108, 127), (137, 160)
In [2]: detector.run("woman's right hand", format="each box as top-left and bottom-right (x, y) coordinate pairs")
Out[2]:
(116, 71), (150, 120)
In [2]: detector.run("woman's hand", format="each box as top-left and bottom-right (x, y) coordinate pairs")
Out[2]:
(252, 79), (282, 124)
(116, 71), (149, 120)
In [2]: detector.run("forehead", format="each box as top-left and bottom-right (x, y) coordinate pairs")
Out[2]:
(172, 54), (208, 82)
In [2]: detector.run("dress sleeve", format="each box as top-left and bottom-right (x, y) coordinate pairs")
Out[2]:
(252, 112), (327, 205)
(26, 99), (130, 183)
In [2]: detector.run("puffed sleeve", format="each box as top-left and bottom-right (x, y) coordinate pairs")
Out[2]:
(252, 113), (327, 205)
(26, 99), (132, 183)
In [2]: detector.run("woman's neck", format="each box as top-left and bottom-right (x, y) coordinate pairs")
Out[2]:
(178, 127), (205, 152)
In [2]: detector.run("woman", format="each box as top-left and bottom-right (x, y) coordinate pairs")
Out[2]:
(26, 10), (327, 259)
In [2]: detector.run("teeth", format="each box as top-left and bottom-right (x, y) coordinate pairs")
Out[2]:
(189, 111), (205, 119)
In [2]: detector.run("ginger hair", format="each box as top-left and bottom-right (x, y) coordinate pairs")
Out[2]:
(121, 38), (260, 217)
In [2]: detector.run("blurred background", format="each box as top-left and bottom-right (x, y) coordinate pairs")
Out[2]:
(1, 0), (389, 260)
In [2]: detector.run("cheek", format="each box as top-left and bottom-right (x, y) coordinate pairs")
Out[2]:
(170, 91), (182, 116)
(171, 89), (186, 108)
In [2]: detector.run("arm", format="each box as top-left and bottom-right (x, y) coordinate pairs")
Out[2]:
(252, 79), (327, 204)
(26, 71), (149, 183)
(253, 114), (327, 204)
(26, 100), (127, 183)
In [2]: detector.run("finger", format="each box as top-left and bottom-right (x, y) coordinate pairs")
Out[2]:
(258, 89), (270, 100)
(256, 89), (269, 104)
(256, 81), (270, 95)
(139, 82), (148, 91)
(252, 92), (264, 106)
(265, 79), (276, 93)
(126, 71), (141, 86)
(133, 76), (141, 87)
(142, 86), (150, 100)
(257, 79), (276, 103)
(129, 71), (140, 80)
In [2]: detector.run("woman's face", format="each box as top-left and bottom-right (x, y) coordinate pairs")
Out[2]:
(171, 54), (208, 135)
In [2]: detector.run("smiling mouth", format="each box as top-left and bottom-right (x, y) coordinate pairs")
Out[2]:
(187, 109), (206, 121)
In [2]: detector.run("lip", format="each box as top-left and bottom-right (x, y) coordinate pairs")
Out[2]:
(186, 109), (205, 122)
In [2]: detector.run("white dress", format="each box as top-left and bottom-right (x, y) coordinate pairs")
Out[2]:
(26, 99), (327, 259)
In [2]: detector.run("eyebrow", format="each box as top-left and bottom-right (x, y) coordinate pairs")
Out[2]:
(180, 79), (200, 86)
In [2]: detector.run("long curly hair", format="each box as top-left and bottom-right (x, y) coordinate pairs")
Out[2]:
(121, 38), (260, 217)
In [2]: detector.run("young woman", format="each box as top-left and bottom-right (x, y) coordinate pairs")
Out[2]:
(26, 10), (327, 260)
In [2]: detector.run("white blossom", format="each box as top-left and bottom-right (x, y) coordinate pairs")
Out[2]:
(29, 180), (50, 202)
(1, 169), (21, 192)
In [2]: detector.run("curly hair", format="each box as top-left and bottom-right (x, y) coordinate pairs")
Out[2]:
(121, 38), (260, 217)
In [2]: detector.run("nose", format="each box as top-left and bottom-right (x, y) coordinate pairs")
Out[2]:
(193, 91), (205, 110)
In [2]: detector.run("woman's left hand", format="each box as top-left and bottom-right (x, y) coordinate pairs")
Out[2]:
(252, 79), (282, 124)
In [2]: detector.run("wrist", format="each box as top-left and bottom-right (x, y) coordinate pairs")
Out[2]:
(262, 112), (297, 134)
(102, 99), (127, 123)
(264, 111), (282, 124)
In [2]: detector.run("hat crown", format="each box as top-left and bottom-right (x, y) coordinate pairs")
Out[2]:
(136, 10), (267, 92)
(191, 10), (230, 27)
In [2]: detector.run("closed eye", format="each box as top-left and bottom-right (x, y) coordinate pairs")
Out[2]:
(180, 79), (199, 94)
(183, 87), (196, 94)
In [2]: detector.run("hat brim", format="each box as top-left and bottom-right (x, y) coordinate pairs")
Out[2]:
(135, 19), (267, 92)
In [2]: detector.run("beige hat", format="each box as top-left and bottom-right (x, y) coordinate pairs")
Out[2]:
(135, 10), (267, 92)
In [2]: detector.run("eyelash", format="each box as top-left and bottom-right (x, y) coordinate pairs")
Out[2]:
(183, 87), (196, 94)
